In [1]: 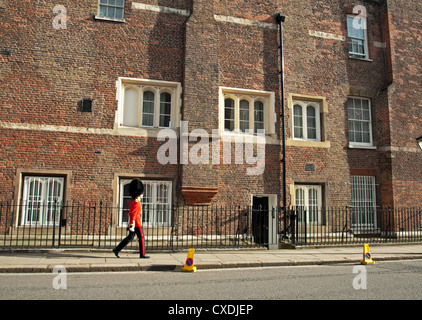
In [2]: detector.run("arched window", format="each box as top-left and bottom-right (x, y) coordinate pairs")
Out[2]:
(222, 93), (269, 135)
(224, 98), (235, 131)
(159, 92), (172, 128)
(293, 104), (303, 139)
(293, 101), (320, 141)
(254, 100), (264, 134)
(306, 105), (317, 140)
(239, 99), (250, 133)
(142, 91), (155, 127)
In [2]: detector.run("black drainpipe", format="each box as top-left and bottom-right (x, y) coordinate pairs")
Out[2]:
(276, 13), (288, 235)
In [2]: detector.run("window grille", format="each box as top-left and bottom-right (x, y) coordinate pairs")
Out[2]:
(351, 175), (377, 228)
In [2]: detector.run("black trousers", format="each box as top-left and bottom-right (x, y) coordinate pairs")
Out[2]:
(115, 226), (146, 257)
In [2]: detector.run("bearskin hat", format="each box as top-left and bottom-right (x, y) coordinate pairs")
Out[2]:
(128, 178), (144, 199)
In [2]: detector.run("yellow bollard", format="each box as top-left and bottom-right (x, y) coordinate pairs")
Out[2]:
(181, 248), (197, 272)
(361, 244), (375, 265)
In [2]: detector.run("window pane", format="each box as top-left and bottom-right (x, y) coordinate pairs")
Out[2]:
(141, 182), (153, 225)
(224, 98), (235, 131)
(121, 183), (131, 225)
(108, 7), (115, 18)
(115, 8), (123, 19)
(355, 121), (363, 142)
(295, 187), (305, 223)
(142, 91), (155, 127)
(254, 101), (264, 134)
(159, 115), (171, 128)
(293, 104), (303, 138)
(156, 182), (171, 225)
(295, 188), (305, 208)
(362, 122), (370, 143)
(26, 179), (41, 224)
(99, 5), (107, 17)
(159, 92), (171, 128)
(142, 114), (153, 127)
(307, 106), (317, 140)
(239, 99), (250, 133)
(307, 128), (317, 140)
(308, 188), (319, 223)
(347, 16), (365, 39)
(361, 99), (370, 120)
(348, 120), (355, 142)
(349, 39), (365, 55)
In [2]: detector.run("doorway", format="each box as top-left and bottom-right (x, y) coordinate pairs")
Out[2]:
(252, 196), (269, 246)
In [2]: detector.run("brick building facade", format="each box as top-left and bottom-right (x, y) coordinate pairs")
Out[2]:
(0, 1), (421, 232)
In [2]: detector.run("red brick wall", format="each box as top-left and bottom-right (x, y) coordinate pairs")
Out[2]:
(382, 0), (422, 207)
(0, 0), (184, 203)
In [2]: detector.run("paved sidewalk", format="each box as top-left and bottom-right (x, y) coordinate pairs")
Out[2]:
(0, 244), (421, 273)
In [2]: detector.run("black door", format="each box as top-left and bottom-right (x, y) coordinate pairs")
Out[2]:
(252, 197), (269, 246)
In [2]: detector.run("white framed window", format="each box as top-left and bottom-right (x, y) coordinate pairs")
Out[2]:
(347, 97), (373, 147)
(294, 185), (322, 225)
(119, 179), (172, 227)
(96, 0), (125, 22)
(293, 101), (321, 141)
(116, 78), (182, 131)
(21, 176), (64, 226)
(347, 15), (369, 59)
(219, 87), (276, 136)
(351, 175), (377, 228)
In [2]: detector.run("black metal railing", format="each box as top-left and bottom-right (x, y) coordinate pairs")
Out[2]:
(0, 201), (266, 251)
(281, 207), (422, 246)
(0, 201), (421, 250)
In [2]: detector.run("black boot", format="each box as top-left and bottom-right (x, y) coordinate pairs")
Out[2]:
(112, 248), (120, 258)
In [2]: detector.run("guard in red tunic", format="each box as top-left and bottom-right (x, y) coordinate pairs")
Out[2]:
(113, 179), (150, 259)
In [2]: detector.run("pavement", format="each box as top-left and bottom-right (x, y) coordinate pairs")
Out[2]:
(0, 244), (421, 273)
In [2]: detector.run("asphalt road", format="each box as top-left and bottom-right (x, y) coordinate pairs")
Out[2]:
(0, 260), (421, 302)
